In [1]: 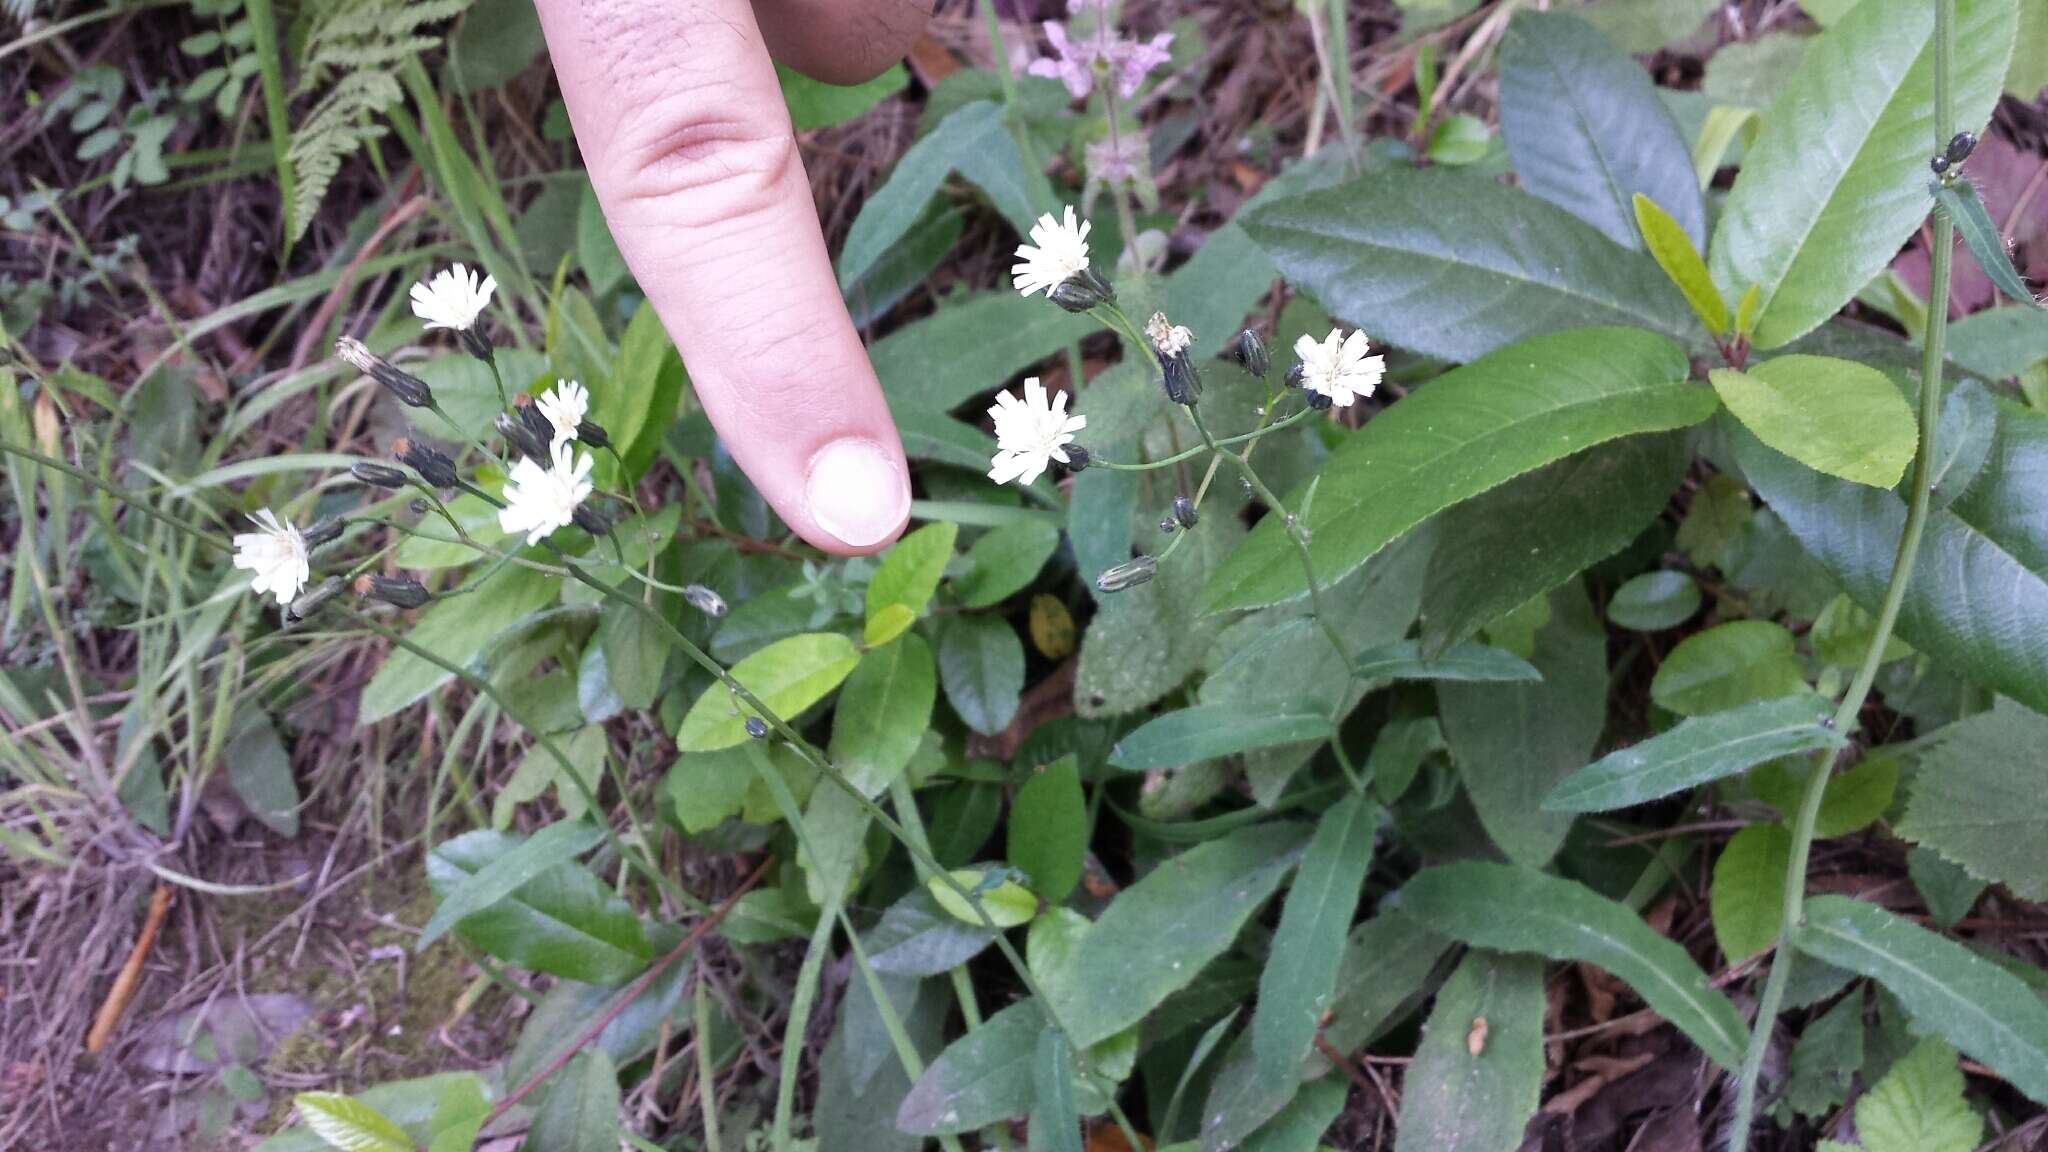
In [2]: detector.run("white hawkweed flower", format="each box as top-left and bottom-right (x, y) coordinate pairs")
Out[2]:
(1013, 207), (1093, 298)
(1294, 327), (1385, 408)
(233, 509), (311, 607)
(409, 263), (496, 332)
(498, 439), (595, 545)
(1147, 312), (1194, 357)
(988, 377), (1086, 487)
(535, 380), (589, 447)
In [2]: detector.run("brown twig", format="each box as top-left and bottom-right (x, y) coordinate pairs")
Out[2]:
(84, 883), (174, 1054)
(285, 188), (429, 374)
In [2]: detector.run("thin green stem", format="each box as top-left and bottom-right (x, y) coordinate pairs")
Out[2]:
(1085, 408), (1314, 471)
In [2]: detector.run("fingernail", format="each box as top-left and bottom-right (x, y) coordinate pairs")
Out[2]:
(805, 438), (909, 548)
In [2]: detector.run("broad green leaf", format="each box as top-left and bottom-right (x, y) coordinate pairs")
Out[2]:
(1009, 756), (1087, 903)
(865, 522), (958, 643)
(1710, 823), (1792, 962)
(503, 932), (694, 1090)
(1045, 823), (1306, 1048)
(1318, 910), (1455, 1063)
(1709, 356), (1917, 487)
(937, 614), (1025, 736)
(597, 304), (685, 480)
(1948, 305), (2048, 380)
(420, 821), (603, 949)
(2012, 0), (2048, 97)
(1079, 512), (1241, 715)
(956, 521), (1062, 609)
(1924, 380), (1997, 511)
(594, 598), (667, 712)
(1897, 700), (2048, 900)
(897, 999), (1044, 1133)
(360, 565), (556, 722)
(864, 603), (917, 647)
(817, 968), (947, 1152)
(1400, 861), (1749, 1069)
(662, 745), (752, 834)
(260, 1077), (485, 1152)
(779, 62), (907, 132)
(1707, 0), (2018, 348)
(1420, 432), (1690, 653)
(1734, 418), (2048, 715)
(1854, 1036), (1981, 1152)
(1650, 619), (1809, 716)
(1243, 170), (1699, 364)
(838, 101), (1039, 288)
(928, 868), (1038, 928)
(1937, 181), (2044, 311)
(1499, 12), (1705, 251)
(1701, 32), (1810, 110)
(1239, 1078), (1346, 1152)
(1908, 847), (1987, 928)
(1253, 793), (1378, 1088)
(800, 781), (872, 906)
(1793, 895), (2048, 1104)
(1753, 754), (1899, 838)
(1030, 1028), (1084, 1152)
(1812, 592), (1916, 668)
(674, 633), (861, 751)
(1392, 952), (1546, 1152)
(1580, 0), (1720, 52)
(1546, 694), (1843, 813)
(1108, 705), (1335, 773)
(1203, 328), (1714, 612)
(1607, 569), (1702, 631)
(873, 290), (1092, 414)
(293, 1093), (411, 1152)
(527, 1050), (620, 1152)
(1425, 113), (1492, 165)
(425, 1078), (490, 1152)
(1354, 640), (1540, 684)
(1676, 471), (1753, 568)
(224, 708), (298, 837)
(1440, 582), (1605, 868)
(828, 633), (936, 797)
(1634, 194), (1727, 335)
(426, 830), (651, 986)
(866, 889), (999, 976)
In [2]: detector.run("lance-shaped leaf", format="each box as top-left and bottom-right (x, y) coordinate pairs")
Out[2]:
(426, 831), (652, 986)
(1253, 793), (1379, 1087)
(1353, 640), (1541, 684)
(1109, 704), (1335, 772)
(674, 633), (862, 752)
(1937, 180), (2044, 310)
(1392, 952), (1546, 1152)
(1546, 694), (1844, 813)
(1634, 195), (1727, 335)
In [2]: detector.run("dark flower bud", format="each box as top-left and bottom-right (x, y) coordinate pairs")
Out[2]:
(575, 419), (611, 450)
(352, 462), (410, 488)
(684, 584), (729, 618)
(495, 413), (549, 463)
(354, 573), (431, 609)
(1237, 330), (1270, 378)
(302, 518), (344, 548)
(745, 716), (769, 739)
(1159, 517), (1178, 533)
(288, 576), (345, 621)
(1160, 355), (1201, 406)
(409, 498), (431, 515)
(1063, 445), (1092, 472)
(393, 439), (459, 488)
(1944, 131), (1977, 166)
(1049, 268), (1115, 313)
(459, 327), (494, 365)
(1307, 389), (1334, 412)
(572, 502), (615, 536)
(1096, 555), (1157, 593)
(513, 394), (557, 449)
(1930, 154), (1951, 175)
(1284, 363), (1306, 390)
(1172, 495), (1198, 529)
(336, 337), (434, 408)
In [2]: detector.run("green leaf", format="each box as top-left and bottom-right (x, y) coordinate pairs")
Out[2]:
(1754, 754), (1899, 838)
(1709, 356), (1917, 487)
(937, 614), (1025, 736)
(1030, 1028), (1084, 1152)
(1253, 793), (1379, 1088)
(421, 820), (604, 949)
(528, 1050), (620, 1152)
(594, 598), (666, 712)
(865, 522), (958, 643)
(956, 521), (1062, 609)
(1781, 988), (1866, 1121)
(224, 707), (299, 837)
(674, 633), (862, 752)
(1897, 700), (2048, 901)
(1546, 694), (1843, 813)
(1498, 12), (1705, 251)
(1734, 417), (2048, 715)
(1854, 1037), (1982, 1152)
(928, 868), (1038, 928)
(1392, 952), (1546, 1152)
(1425, 113), (1492, 165)
(828, 633), (936, 797)
(1421, 432), (1690, 653)
(1634, 194), (1728, 335)
(1607, 569), (1703, 631)
(662, 745), (752, 834)
(900, 1000), (1077, 1134)
(1909, 847), (1987, 928)
(425, 830), (651, 986)
(866, 889), (1000, 976)
(1440, 582), (1606, 868)
(601, 304), (686, 479)
(293, 1093), (412, 1152)
(1354, 640), (1540, 684)
(873, 290), (1092, 415)
(1650, 620), (1809, 716)
(1243, 169), (1699, 363)
(1239, 1078), (1346, 1152)
(260, 1077), (486, 1152)
(1009, 756), (1087, 904)
(1045, 823), (1306, 1048)
(1580, 0), (1720, 52)
(779, 62), (907, 132)
(1707, 0), (2018, 348)
(1947, 305), (2048, 380)
(838, 101), (1038, 288)
(1108, 705), (1335, 773)
(1925, 380), (1997, 511)
(1793, 895), (2048, 1104)
(1204, 328), (1714, 612)
(360, 565), (556, 722)
(1400, 861), (1749, 1069)
(1079, 514), (1241, 715)
(1937, 181), (2043, 311)
(1710, 823), (1792, 962)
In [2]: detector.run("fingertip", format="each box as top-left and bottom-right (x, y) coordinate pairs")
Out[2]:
(800, 437), (911, 554)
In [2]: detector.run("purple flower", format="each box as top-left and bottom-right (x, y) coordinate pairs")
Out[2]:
(1104, 32), (1172, 98)
(1027, 21), (1096, 98)
(1027, 17), (1174, 101)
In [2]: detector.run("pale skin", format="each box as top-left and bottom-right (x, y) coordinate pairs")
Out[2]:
(534, 0), (934, 555)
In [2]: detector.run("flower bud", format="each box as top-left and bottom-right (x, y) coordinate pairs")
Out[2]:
(336, 337), (434, 408)
(684, 584), (729, 618)
(745, 716), (769, 739)
(302, 518), (345, 548)
(352, 462), (410, 488)
(1172, 495), (1198, 529)
(1284, 363), (1306, 390)
(572, 502), (615, 536)
(575, 420), (612, 450)
(1159, 517), (1178, 533)
(1307, 389), (1334, 412)
(1049, 268), (1115, 313)
(1096, 555), (1157, 594)
(1160, 355), (1201, 406)
(1930, 154), (1951, 175)
(1944, 131), (1977, 166)
(393, 439), (459, 488)
(459, 327), (494, 365)
(354, 573), (431, 609)
(512, 394), (557, 449)
(288, 576), (345, 620)
(495, 413), (549, 463)
(1237, 330), (1270, 378)
(410, 498), (431, 515)
(1062, 445), (1092, 472)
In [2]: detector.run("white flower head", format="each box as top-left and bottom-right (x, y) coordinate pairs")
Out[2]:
(1013, 207), (1093, 298)
(409, 263), (496, 332)
(1294, 327), (1385, 408)
(233, 509), (311, 607)
(535, 380), (589, 447)
(988, 377), (1086, 487)
(1146, 312), (1194, 357)
(498, 440), (595, 545)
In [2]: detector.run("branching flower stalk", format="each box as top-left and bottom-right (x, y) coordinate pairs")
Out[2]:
(1725, 0), (1956, 1141)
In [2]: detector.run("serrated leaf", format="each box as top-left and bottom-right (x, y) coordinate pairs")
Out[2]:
(1908, 847), (1987, 928)
(1793, 895), (2048, 1104)
(1780, 988), (1866, 1121)
(1400, 861), (1749, 1069)
(1253, 793), (1378, 1088)
(1393, 952), (1546, 1152)
(1546, 695), (1843, 813)
(1854, 1037), (1981, 1152)
(1353, 640), (1540, 684)
(1897, 700), (2048, 900)
(828, 633), (936, 797)
(1498, 12), (1705, 251)
(1009, 756), (1087, 903)
(1651, 620), (1809, 716)
(1634, 194), (1728, 335)
(937, 614), (1025, 736)
(866, 522), (958, 643)
(1937, 180), (2044, 310)
(425, 830), (651, 986)
(1108, 705), (1335, 773)
(1707, 0), (2018, 348)
(1711, 823), (1792, 962)
(294, 1093), (412, 1152)
(1709, 356), (1917, 488)
(674, 633), (862, 752)
(1203, 328), (1715, 612)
